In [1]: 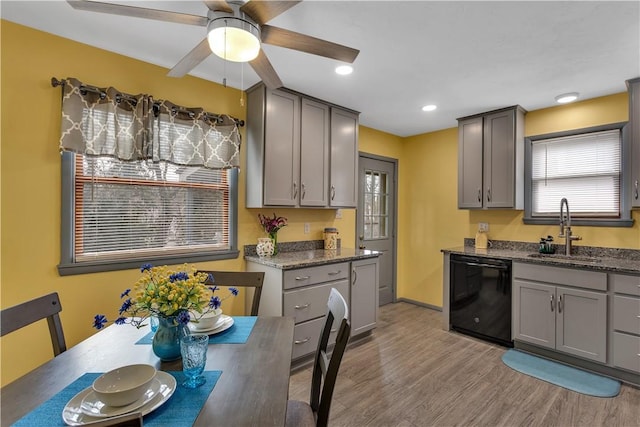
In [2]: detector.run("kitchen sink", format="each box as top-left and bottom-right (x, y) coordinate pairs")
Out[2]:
(528, 253), (602, 263)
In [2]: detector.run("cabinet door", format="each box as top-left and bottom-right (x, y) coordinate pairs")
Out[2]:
(330, 108), (358, 207)
(483, 109), (515, 208)
(628, 78), (640, 208)
(264, 89), (300, 206)
(300, 98), (329, 206)
(556, 287), (607, 363)
(513, 279), (555, 350)
(350, 258), (378, 336)
(458, 117), (484, 208)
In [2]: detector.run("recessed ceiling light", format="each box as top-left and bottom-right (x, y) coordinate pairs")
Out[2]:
(555, 92), (579, 104)
(335, 65), (353, 75)
(422, 104), (437, 112)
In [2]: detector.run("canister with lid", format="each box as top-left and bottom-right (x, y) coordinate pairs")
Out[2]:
(324, 228), (338, 250)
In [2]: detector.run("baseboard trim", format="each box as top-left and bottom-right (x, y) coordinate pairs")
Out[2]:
(396, 298), (442, 312)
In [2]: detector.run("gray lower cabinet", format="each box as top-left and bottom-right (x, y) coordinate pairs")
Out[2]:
(611, 274), (640, 373)
(351, 258), (379, 336)
(457, 106), (526, 209)
(246, 258), (378, 361)
(513, 263), (607, 363)
(627, 78), (640, 208)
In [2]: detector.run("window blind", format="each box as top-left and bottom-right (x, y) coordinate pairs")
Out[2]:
(75, 155), (230, 262)
(531, 129), (621, 217)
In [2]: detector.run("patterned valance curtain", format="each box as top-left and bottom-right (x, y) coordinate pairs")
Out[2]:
(57, 77), (241, 169)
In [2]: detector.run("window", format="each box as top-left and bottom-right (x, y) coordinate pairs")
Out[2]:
(59, 153), (238, 275)
(363, 169), (389, 239)
(524, 122), (633, 226)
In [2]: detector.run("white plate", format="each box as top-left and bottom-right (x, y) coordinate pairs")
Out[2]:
(188, 315), (234, 335)
(189, 313), (226, 332)
(79, 377), (160, 418)
(62, 371), (176, 426)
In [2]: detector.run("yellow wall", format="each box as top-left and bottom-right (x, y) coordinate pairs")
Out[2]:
(2, 21), (638, 386)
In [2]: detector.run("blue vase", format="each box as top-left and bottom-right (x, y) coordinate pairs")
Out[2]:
(152, 315), (190, 361)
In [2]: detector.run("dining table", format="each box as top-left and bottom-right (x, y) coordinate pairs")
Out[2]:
(1, 316), (295, 426)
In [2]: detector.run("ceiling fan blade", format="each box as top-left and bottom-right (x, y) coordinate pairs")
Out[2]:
(250, 49), (283, 89)
(240, 1), (301, 25)
(261, 25), (359, 63)
(67, 1), (208, 26)
(167, 38), (212, 78)
(203, 0), (233, 14)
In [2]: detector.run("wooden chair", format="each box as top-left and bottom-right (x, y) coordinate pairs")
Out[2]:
(197, 270), (265, 316)
(286, 288), (351, 427)
(0, 292), (67, 356)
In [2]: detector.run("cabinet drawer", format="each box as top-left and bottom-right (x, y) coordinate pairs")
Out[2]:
(283, 262), (349, 290)
(284, 280), (350, 324)
(291, 317), (339, 360)
(612, 332), (640, 373)
(613, 295), (640, 335)
(513, 262), (607, 291)
(611, 274), (640, 296)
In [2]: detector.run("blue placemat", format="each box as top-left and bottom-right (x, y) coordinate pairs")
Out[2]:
(136, 316), (257, 345)
(12, 370), (221, 426)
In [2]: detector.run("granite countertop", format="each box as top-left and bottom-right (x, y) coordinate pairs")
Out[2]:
(442, 239), (640, 275)
(245, 248), (380, 270)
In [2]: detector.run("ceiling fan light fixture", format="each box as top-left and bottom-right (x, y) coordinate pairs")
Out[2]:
(208, 17), (261, 62)
(555, 92), (579, 104)
(335, 65), (353, 75)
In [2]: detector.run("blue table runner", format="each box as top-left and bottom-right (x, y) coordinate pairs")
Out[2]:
(12, 371), (221, 427)
(136, 316), (257, 345)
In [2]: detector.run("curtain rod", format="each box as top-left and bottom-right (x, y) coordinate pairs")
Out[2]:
(51, 77), (245, 127)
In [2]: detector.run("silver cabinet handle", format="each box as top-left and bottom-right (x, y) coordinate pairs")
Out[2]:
(331, 185), (336, 200)
(558, 294), (563, 313)
(293, 182), (298, 198)
(487, 188), (491, 202)
(294, 303), (310, 310)
(294, 337), (310, 345)
(477, 188), (481, 202)
(635, 180), (639, 200)
(295, 276), (310, 281)
(550, 294), (555, 312)
(328, 270), (341, 276)
(330, 328), (337, 333)
(352, 269), (358, 285)
(301, 182), (306, 199)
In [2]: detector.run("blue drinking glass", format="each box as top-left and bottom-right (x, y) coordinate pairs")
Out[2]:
(180, 334), (208, 388)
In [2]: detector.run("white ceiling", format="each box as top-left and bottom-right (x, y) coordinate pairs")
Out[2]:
(2, 1), (639, 137)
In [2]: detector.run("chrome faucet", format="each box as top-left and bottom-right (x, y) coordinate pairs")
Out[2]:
(559, 197), (581, 255)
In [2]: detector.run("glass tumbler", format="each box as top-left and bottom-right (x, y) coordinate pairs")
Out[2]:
(180, 334), (208, 388)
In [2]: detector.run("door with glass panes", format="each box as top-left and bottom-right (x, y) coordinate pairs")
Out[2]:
(357, 154), (396, 305)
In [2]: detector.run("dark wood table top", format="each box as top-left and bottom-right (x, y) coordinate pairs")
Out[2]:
(1, 316), (294, 426)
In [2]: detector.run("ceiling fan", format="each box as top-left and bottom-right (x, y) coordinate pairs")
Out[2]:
(67, 0), (360, 89)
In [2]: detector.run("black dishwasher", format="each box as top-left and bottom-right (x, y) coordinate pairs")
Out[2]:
(449, 254), (513, 347)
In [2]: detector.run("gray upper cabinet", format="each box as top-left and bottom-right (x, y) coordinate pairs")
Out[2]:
(246, 84), (358, 208)
(627, 78), (640, 208)
(330, 108), (359, 208)
(457, 106), (526, 209)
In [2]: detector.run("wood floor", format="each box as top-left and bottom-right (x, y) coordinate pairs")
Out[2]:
(288, 302), (640, 427)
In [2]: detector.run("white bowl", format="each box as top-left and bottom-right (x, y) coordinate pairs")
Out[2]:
(191, 308), (222, 331)
(92, 364), (156, 407)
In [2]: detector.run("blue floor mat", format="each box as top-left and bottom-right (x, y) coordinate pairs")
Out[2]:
(501, 349), (621, 398)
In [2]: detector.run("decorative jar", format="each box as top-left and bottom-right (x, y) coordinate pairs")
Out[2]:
(256, 237), (275, 257)
(152, 315), (190, 361)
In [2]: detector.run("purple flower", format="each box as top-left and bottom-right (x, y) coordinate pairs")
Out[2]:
(118, 298), (132, 315)
(114, 317), (127, 325)
(120, 288), (131, 298)
(169, 272), (189, 283)
(207, 273), (215, 284)
(210, 295), (222, 310)
(177, 310), (191, 325)
(229, 287), (239, 296)
(93, 314), (107, 330)
(258, 213), (288, 234)
(140, 263), (153, 272)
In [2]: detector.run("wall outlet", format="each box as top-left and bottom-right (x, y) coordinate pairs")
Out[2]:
(304, 223), (310, 234)
(478, 222), (489, 232)
(335, 209), (342, 219)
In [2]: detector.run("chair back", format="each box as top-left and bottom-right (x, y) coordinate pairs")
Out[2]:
(198, 270), (265, 316)
(310, 288), (351, 427)
(1, 292), (67, 356)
